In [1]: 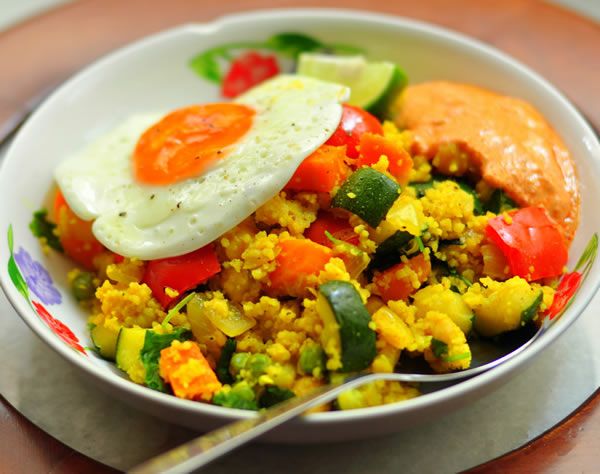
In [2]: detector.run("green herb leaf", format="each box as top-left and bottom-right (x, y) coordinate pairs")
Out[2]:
(189, 51), (222, 83)
(259, 385), (295, 408)
(264, 33), (323, 58)
(141, 328), (192, 392)
(29, 209), (63, 251)
(431, 338), (448, 358)
(216, 338), (237, 384)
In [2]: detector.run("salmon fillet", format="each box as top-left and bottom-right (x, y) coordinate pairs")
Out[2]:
(395, 81), (579, 244)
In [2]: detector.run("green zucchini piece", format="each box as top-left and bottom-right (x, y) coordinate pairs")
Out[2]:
(521, 291), (543, 324)
(259, 386), (295, 408)
(216, 338), (237, 384)
(485, 189), (516, 214)
(469, 280), (543, 337)
(332, 167), (400, 228)
(318, 280), (376, 372)
(90, 324), (119, 360)
(369, 230), (413, 271)
(115, 327), (147, 380)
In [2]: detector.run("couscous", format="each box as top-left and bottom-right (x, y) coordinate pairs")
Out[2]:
(33, 53), (579, 412)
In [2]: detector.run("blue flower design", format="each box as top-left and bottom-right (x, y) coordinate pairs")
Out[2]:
(13, 247), (62, 305)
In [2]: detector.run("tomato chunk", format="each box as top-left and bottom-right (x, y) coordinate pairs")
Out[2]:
(54, 190), (105, 270)
(486, 207), (568, 281)
(325, 104), (383, 158)
(356, 133), (413, 183)
(305, 212), (359, 248)
(222, 51), (279, 98)
(285, 145), (350, 193)
(373, 253), (431, 302)
(142, 245), (221, 308)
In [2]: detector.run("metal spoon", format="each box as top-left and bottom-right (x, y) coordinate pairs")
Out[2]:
(129, 318), (552, 474)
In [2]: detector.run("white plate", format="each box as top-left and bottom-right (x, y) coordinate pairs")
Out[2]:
(1, 9), (599, 442)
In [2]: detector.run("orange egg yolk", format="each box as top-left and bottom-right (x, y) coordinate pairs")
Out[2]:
(134, 103), (255, 185)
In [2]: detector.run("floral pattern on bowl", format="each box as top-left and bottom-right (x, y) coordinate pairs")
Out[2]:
(189, 32), (361, 98)
(6, 225), (86, 355)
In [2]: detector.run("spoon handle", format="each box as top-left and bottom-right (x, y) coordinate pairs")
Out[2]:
(128, 374), (374, 474)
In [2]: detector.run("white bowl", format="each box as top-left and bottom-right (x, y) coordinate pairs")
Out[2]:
(1, 9), (599, 442)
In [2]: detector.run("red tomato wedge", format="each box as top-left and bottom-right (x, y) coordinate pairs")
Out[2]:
(142, 245), (221, 308)
(544, 272), (582, 320)
(356, 133), (413, 183)
(222, 51), (279, 98)
(325, 104), (383, 158)
(54, 190), (105, 270)
(305, 212), (359, 248)
(485, 207), (568, 281)
(373, 253), (431, 302)
(134, 104), (254, 185)
(285, 145), (350, 193)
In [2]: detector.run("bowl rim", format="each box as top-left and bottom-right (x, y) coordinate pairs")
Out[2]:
(2, 7), (600, 426)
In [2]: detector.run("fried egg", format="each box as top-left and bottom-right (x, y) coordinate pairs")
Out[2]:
(55, 75), (349, 259)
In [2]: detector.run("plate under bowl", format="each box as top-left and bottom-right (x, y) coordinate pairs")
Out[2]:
(1, 9), (599, 442)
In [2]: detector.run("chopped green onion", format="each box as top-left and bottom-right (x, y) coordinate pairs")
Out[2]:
(162, 292), (196, 327)
(442, 352), (471, 363)
(431, 338), (448, 358)
(415, 236), (425, 252)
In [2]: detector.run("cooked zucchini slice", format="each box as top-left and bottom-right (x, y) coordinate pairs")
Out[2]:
(318, 280), (376, 372)
(464, 277), (543, 337)
(521, 291), (543, 324)
(332, 167), (400, 228)
(369, 230), (413, 271)
(259, 386), (295, 408)
(216, 338), (237, 384)
(90, 324), (119, 360)
(115, 327), (147, 383)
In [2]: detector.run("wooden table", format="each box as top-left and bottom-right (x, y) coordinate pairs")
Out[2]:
(0, 0), (599, 471)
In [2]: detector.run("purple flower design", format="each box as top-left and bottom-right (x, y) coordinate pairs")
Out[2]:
(13, 247), (62, 305)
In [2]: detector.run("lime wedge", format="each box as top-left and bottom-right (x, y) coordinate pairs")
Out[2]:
(297, 53), (407, 117)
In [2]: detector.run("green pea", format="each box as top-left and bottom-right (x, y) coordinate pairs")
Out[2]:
(71, 272), (96, 301)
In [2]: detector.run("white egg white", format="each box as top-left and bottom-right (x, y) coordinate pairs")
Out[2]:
(54, 75), (349, 259)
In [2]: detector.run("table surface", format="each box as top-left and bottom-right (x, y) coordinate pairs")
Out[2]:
(1, 0), (600, 472)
